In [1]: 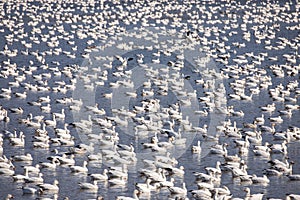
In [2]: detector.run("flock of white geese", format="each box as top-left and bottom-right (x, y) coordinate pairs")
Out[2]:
(0, 0), (300, 199)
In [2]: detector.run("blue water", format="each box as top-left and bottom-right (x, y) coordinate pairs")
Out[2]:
(0, 0), (300, 199)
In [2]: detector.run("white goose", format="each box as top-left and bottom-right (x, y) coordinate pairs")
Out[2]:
(251, 174), (270, 184)
(244, 187), (264, 200)
(168, 182), (187, 196)
(53, 109), (65, 120)
(44, 114), (57, 127)
(191, 141), (201, 153)
(135, 178), (157, 194)
(89, 169), (108, 181)
(70, 161), (88, 173)
(116, 189), (139, 200)
(12, 153), (33, 161)
(39, 179), (59, 192)
(12, 168), (29, 181)
(78, 180), (98, 191)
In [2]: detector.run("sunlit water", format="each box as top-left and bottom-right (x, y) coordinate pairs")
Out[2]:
(0, 0), (300, 199)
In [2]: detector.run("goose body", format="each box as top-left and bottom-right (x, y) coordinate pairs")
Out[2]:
(168, 182), (187, 195)
(79, 180), (98, 191)
(192, 141), (201, 153)
(70, 161), (88, 173)
(39, 180), (59, 192)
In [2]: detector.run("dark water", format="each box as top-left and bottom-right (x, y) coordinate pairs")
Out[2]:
(0, 0), (300, 199)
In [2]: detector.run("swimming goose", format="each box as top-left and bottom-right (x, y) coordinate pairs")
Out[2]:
(269, 116), (283, 123)
(191, 141), (201, 153)
(244, 187), (264, 200)
(4, 194), (13, 200)
(140, 168), (165, 182)
(108, 164), (128, 180)
(253, 148), (271, 158)
(269, 141), (288, 154)
(286, 194), (300, 200)
(260, 123), (276, 133)
(192, 124), (208, 134)
(287, 174), (300, 181)
(9, 107), (23, 114)
(12, 153), (33, 161)
(24, 172), (44, 183)
(44, 114), (57, 127)
(116, 189), (139, 200)
(108, 177), (127, 186)
(0, 159), (14, 169)
(22, 186), (39, 195)
(251, 174), (270, 184)
(210, 143), (228, 155)
(205, 161), (222, 176)
(9, 131), (25, 146)
(24, 164), (40, 174)
(70, 161), (88, 173)
(13, 168), (29, 181)
(168, 182), (187, 196)
(157, 178), (175, 188)
(52, 109), (65, 120)
(57, 154), (75, 165)
(135, 178), (157, 194)
(89, 169), (108, 181)
(78, 180), (98, 191)
(39, 179), (59, 193)
(40, 158), (58, 169)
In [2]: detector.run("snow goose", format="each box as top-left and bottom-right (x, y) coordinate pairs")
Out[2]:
(70, 161), (88, 173)
(205, 161), (222, 176)
(22, 186), (39, 195)
(12, 153), (33, 162)
(260, 123), (276, 133)
(0, 167), (14, 176)
(255, 114), (265, 124)
(15, 91), (27, 99)
(253, 148), (270, 158)
(116, 189), (139, 200)
(0, 159), (14, 169)
(191, 188), (212, 200)
(54, 123), (70, 137)
(140, 168), (165, 183)
(78, 180), (98, 191)
(244, 187), (264, 200)
(269, 116), (283, 123)
(192, 124), (208, 134)
(168, 182), (187, 196)
(210, 143), (228, 155)
(4, 194), (13, 200)
(287, 174), (300, 181)
(44, 114), (57, 127)
(90, 169), (108, 181)
(40, 158), (58, 169)
(251, 174), (270, 184)
(269, 141), (288, 154)
(9, 131), (25, 146)
(9, 107), (23, 114)
(24, 164), (40, 174)
(24, 172), (44, 183)
(260, 103), (276, 112)
(39, 179), (59, 193)
(108, 177), (127, 187)
(135, 178), (157, 194)
(52, 109), (65, 120)
(57, 154), (75, 166)
(286, 194), (300, 200)
(108, 164), (128, 180)
(157, 178), (175, 188)
(191, 141), (201, 153)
